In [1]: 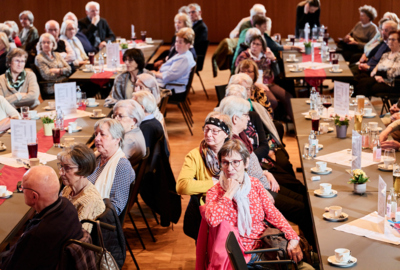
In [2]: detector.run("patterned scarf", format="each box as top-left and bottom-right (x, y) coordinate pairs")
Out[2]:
(199, 139), (221, 178)
(6, 69), (26, 91)
(232, 131), (253, 154)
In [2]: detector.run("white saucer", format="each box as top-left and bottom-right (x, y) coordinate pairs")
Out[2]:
(286, 59), (299, 62)
(0, 145), (7, 152)
(90, 113), (107, 119)
(290, 68), (304, 73)
(0, 190), (12, 199)
(327, 255), (357, 267)
(323, 212), (349, 222)
(87, 102), (99, 107)
(306, 100), (310, 104)
(378, 164), (393, 172)
(82, 69), (92, 73)
(329, 69), (343, 73)
(64, 126), (82, 132)
(44, 106), (55, 111)
(314, 189), (338, 198)
(363, 113), (377, 118)
(328, 127), (334, 133)
(146, 41), (154, 44)
(311, 167), (332, 175)
(305, 143), (323, 150)
(30, 116), (41, 120)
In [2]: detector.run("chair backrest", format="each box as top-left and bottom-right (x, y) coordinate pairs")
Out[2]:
(196, 40), (210, 72)
(225, 231), (248, 270)
(215, 84), (228, 106)
(158, 95), (170, 116)
(183, 65), (197, 100)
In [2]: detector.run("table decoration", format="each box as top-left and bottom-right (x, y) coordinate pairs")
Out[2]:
(42, 116), (54, 136)
(349, 169), (369, 194)
(304, 41), (312, 55)
(333, 114), (351, 138)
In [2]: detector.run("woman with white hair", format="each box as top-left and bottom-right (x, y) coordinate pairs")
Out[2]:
(229, 4), (271, 38)
(135, 73), (164, 104)
(63, 12), (96, 54)
(60, 20), (88, 67)
(4, 21), (21, 47)
(112, 99), (146, 165)
(88, 118), (135, 216)
(34, 33), (72, 96)
(18, 10), (39, 49)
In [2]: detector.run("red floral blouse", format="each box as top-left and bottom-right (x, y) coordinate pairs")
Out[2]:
(205, 176), (299, 251)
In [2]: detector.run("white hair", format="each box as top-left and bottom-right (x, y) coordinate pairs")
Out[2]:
(94, 118), (124, 147)
(219, 96), (250, 119)
(188, 3), (201, 11)
(178, 6), (190, 14)
(45, 20), (59, 31)
(37, 33), (57, 52)
(225, 84), (247, 99)
(383, 20), (399, 31)
(136, 73), (161, 104)
(63, 12), (79, 27)
(19, 10), (34, 24)
(0, 24), (11, 38)
(86, 1), (100, 11)
(60, 20), (77, 36)
(245, 28), (262, 44)
(229, 73), (253, 88)
(4, 21), (19, 36)
(114, 99), (145, 125)
(250, 4), (266, 17)
(132, 91), (157, 114)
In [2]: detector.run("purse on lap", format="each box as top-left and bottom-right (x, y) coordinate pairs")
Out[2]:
(95, 221), (119, 270)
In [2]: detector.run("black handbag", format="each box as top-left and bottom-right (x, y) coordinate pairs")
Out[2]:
(183, 194), (203, 241)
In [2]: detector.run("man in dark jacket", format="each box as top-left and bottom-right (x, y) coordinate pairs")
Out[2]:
(0, 166), (83, 270)
(188, 3), (208, 55)
(78, 1), (116, 50)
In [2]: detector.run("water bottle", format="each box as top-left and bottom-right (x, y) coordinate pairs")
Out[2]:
(76, 85), (82, 105)
(308, 131), (317, 157)
(387, 188), (397, 219)
(372, 135), (381, 162)
(311, 42), (315, 63)
(319, 25), (325, 39)
(56, 106), (64, 129)
(312, 24), (318, 40)
(304, 23), (310, 42)
(98, 53), (104, 73)
(310, 87), (317, 111)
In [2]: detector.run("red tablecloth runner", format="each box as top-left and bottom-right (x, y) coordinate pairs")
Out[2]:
(37, 118), (77, 153)
(120, 51), (123, 64)
(302, 48), (326, 89)
(90, 71), (114, 87)
(0, 166), (27, 205)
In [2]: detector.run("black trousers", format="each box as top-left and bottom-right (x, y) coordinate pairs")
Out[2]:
(338, 41), (364, 62)
(356, 77), (394, 98)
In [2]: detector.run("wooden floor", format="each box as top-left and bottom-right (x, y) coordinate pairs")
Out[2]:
(122, 45), (384, 270)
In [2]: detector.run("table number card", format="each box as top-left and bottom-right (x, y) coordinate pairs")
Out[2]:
(11, 119), (36, 159)
(378, 176), (387, 217)
(106, 43), (120, 69)
(334, 81), (350, 116)
(55, 82), (77, 115)
(351, 130), (362, 170)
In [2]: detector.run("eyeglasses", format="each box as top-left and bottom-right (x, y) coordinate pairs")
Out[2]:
(240, 69), (254, 74)
(12, 59), (26, 65)
(252, 42), (262, 47)
(111, 114), (131, 120)
(388, 38), (398, 42)
(203, 126), (224, 135)
(17, 182), (40, 196)
(134, 84), (144, 90)
(220, 159), (243, 168)
(57, 163), (78, 172)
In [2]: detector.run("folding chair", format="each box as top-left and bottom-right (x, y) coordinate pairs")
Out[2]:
(195, 40), (210, 99)
(215, 84), (228, 106)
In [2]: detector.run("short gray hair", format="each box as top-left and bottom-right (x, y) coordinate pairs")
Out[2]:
(4, 21), (19, 36)
(219, 96), (250, 119)
(137, 73), (161, 103)
(86, 1), (100, 11)
(0, 24), (11, 38)
(19, 11), (34, 24)
(225, 84), (247, 99)
(359, 5), (377, 21)
(384, 20), (398, 32)
(38, 33), (57, 51)
(383, 12), (400, 27)
(63, 12), (79, 27)
(60, 20), (77, 36)
(132, 91), (157, 114)
(45, 20), (59, 31)
(94, 118), (125, 147)
(114, 99), (145, 125)
(229, 73), (253, 88)
(188, 3), (201, 11)
(250, 4), (266, 17)
(174, 13), (192, 28)
(178, 6), (190, 14)
(245, 28), (262, 44)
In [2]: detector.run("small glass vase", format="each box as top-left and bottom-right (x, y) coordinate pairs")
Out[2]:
(336, 125), (348, 139)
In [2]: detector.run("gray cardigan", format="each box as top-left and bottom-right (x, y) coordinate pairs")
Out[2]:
(0, 69), (40, 109)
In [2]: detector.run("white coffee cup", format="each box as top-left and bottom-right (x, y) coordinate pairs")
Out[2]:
(320, 123), (329, 133)
(368, 122), (378, 130)
(0, 185), (6, 197)
(28, 110), (38, 119)
(335, 248), (350, 263)
(332, 64), (340, 71)
(69, 122), (77, 130)
(320, 183), (332, 195)
(364, 108), (372, 116)
(48, 101), (55, 109)
(329, 206), (343, 219)
(145, 37), (153, 43)
(316, 161), (327, 172)
(289, 54), (296, 60)
(29, 158), (40, 167)
(87, 98), (96, 106)
(293, 64), (299, 71)
(93, 109), (102, 117)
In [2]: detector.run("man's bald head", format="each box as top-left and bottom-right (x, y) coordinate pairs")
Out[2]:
(23, 166), (60, 212)
(45, 20), (60, 39)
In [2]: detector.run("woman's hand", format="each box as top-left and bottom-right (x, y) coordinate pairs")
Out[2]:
(375, 76), (385, 83)
(380, 128), (392, 142)
(304, 3), (310, 14)
(287, 239), (303, 263)
(370, 68), (377, 77)
(359, 63), (370, 71)
(390, 104), (399, 115)
(348, 39), (358, 45)
(381, 140), (400, 150)
(268, 150), (276, 161)
(359, 54), (368, 63)
(265, 48), (276, 61)
(153, 60), (164, 70)
(223, 178), (240, 200)
(391, 113), (400, 122)
(264, 170), (280, 193)
(49, 68), (59, 74)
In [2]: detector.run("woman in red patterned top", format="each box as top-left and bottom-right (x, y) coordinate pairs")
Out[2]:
(205, 139), (303, 264)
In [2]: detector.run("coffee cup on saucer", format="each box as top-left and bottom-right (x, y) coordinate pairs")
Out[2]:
(28, 110), (38, 119)
(0, 185), (6, 197)
(320, 183), (332, 195)
(289, 54), (296, 61)
(48, 101), (55, 110)
(293, 64), (299, 71)
(335, 248), (350, 263)
(87, 98), (96, 106)
(93, 109), (102, 117)
(320, 123), (329, 133)
(364, 108), (372, 116)
(145, 37), (153, 43)
(329, 206), (342, 219)
(316, 161), (327, 172)
(332, 64), (340, 72)
(368, 122), (378, 130)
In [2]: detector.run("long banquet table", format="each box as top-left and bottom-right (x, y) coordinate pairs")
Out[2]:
(0, 100), (112, 252)
(292, 98), (399, 269)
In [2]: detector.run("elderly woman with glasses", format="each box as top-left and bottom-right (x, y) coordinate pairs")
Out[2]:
(18, 10), (39, 49)
(0, 48), (40, 109)
(197, 139), (303, 267)
(87, 118), (135, 216)
(59, 143), (105, 233)
(112, 99), (146, 165)
(134, 73), (162, 104)
(59, 20), (89, 67)
(104, 48), (146, 107)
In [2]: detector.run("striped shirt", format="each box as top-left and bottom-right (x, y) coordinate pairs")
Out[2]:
(88, 156), (135, 215)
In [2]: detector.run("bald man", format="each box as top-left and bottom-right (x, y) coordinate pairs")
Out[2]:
(45, 20), (76, 64)
(0, 166), (83, 270)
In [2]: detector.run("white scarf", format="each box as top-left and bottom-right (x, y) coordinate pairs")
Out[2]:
(60, 35), (88, 61)
(95, 147), (126, 198)
(220, 171), (252, 236)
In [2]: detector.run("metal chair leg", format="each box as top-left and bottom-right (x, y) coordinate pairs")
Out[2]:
(178, 103), (193, 135)
(128, 213), (146, 249)
(135, 201), (156, 242)
(151, 209), (160, 225)
(182, 101), (193, 125)
(191, 86), (195, 94)
(125, 236), (140, 270)
(185, 100), (193, 117)
(197, 71), (209, 99)
(187, 97), (191, 105)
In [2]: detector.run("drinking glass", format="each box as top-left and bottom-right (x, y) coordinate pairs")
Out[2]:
(323, 33), (329, 45)
(311, 112), (320, 133)
(349, 85), (354, 103)
(27, 138), (38, 159)
(21, 106), (29, 119)
(354, 109), (363, 132)
(329, 49), (336, 63)
(88, 52), (95, 65)
(393, 164), (400, 193)
(331, 53), (339, 65)
(383, 149), (396, 169)
(141, 31), (147, 42)
(52, 128), (61, 147)
(356, 95), (365, 112)
(274, 34), (281, 43)
(80, 92), (87, 110)
(303, 143), (315, 160)
(322, 95), (332, 119)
